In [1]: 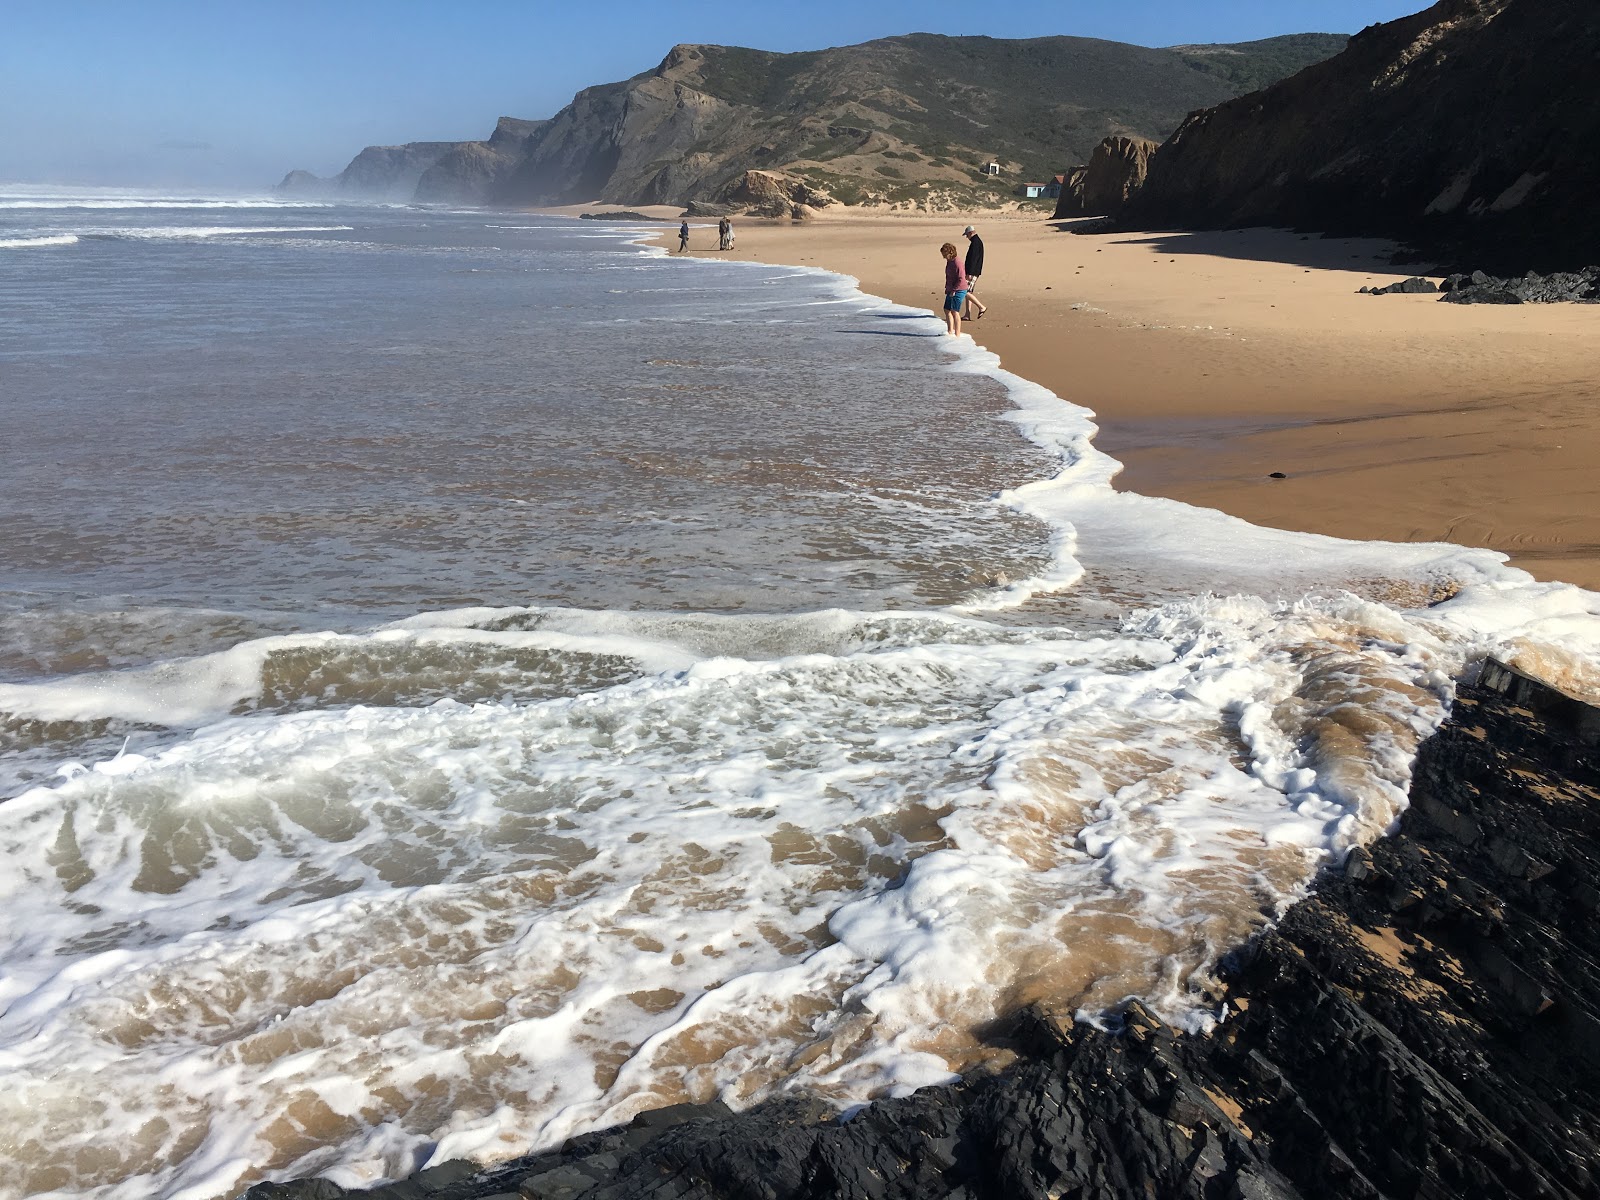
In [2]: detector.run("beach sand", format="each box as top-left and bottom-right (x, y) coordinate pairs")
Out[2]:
(593, 205), (1600, 590)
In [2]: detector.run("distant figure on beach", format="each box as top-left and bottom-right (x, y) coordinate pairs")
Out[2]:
(940, 242), (969, 337)
(962, 225), (987, 320)
(678, 220), (690, 253)
(717, 217), (731, 250)
(725, 219), (735, 250)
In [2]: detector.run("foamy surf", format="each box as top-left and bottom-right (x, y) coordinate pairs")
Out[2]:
(0, 234), (79, 249)
(5, 202), (1600, 1200)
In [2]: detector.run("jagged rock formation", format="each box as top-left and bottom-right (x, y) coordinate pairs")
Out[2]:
(1359, 276), (1439, 294)
(246, 659), (1600, 1200)
(1125, 0), (1600, 271)
(1439, 266), (1600, 304)
(1054, 135), (1158, 217)
(277, 33), (1346, 211)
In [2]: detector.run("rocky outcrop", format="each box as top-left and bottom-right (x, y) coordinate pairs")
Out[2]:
(247, 659), (1600, 1200)
(1358, 276), (1438, 294)
(1054, 135), (1158, 218)
(693, 170), (833, 219)
(1126, 0), (1600, 271)
(1439, 266), (1600, 304)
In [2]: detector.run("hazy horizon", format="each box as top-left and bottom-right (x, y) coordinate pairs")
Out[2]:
(3, 0), (1420, 191)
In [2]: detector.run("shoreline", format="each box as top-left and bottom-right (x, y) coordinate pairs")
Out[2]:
(609, 205), (1600, 592)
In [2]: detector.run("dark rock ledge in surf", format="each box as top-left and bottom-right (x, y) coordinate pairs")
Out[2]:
(249, 661), (1600, 1200)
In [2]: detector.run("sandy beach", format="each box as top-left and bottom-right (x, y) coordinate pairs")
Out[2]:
(613, 206), (1600, 591)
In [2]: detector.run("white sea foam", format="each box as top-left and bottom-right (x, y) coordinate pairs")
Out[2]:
(89, 225), (354, 240)
(0, 186), (338, 211)
(0, 234), (79, 249)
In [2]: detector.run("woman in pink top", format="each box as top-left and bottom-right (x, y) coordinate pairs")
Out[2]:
(939, 242), (968, 337)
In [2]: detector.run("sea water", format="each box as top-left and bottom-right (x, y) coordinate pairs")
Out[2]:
(3, 187), (1599, 1200)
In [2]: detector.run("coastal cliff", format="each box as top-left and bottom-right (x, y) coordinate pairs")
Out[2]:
(276, 33), (1346, 211)
(1123, 0), (1600, 270)
(276, 141), (471, 201)
(247, 659), (1600, 1199)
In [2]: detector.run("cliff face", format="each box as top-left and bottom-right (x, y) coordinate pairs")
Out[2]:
(277, 32), (1347, 211)
(277, 141), (471, 201)
(1127, 0), (1600, 270)
(414, 117), (549, 203)
(277, 119), (548, 204)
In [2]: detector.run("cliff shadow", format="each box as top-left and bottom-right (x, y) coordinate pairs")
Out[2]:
(1048, 223), (1438, 276)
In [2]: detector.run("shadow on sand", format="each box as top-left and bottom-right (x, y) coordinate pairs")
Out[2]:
(1046, 221), (1431, 275)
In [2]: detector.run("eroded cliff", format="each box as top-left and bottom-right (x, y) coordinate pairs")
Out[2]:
(1125, 0), (1600, 270)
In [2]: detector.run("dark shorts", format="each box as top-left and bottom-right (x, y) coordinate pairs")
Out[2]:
(944, 290), (968, 312)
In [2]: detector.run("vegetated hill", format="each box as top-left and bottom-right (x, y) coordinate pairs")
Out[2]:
(1124, 0), (1600, 271)
(277, 32), (1346, 211)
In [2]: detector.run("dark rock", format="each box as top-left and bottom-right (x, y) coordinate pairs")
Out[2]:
(1268, 471), (1287, 478)
(1440, 265), (1600, 304)
(254, 660), (1600, 1200)
(577, 211), (671, 222)
(1361, 276), (1439, 295)
(241, 1181), (346, 1200)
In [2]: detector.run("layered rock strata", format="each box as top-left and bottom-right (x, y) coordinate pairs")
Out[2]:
(247, 658), (1600, 1200)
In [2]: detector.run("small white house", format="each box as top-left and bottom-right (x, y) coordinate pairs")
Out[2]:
(1019, 182), (1047, 199)
(980, 162), (1000, 176)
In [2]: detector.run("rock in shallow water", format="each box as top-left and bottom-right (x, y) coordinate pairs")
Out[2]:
(248, 660), (1600, 1200)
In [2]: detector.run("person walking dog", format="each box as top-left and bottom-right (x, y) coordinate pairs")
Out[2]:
(962, 225), (988, 320)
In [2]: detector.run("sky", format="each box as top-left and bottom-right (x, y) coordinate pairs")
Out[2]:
(1, 1), (1426, 190)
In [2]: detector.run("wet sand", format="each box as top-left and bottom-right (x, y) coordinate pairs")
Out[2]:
(599, 205), (1600, 591)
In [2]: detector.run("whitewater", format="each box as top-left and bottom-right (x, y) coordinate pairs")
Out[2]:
(3, 189), (1599, 1200)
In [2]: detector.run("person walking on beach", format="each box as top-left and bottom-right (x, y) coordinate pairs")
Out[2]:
(678, 220), (690, 253)
(962, 225), (987, 320)
(940, 242), (969, 337)
(725, 218), (735, 250)
(717, 217), (730, 250)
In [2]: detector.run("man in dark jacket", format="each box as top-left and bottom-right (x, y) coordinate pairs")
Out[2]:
(962, 225), (988, 319)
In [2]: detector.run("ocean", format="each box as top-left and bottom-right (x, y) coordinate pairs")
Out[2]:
(3, 186), (1598, 1200)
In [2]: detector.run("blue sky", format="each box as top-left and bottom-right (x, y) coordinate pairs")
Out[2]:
(1, 1), (1423, 189)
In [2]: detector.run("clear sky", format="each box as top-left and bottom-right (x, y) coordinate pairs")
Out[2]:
(1, 1), (1425, 190)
